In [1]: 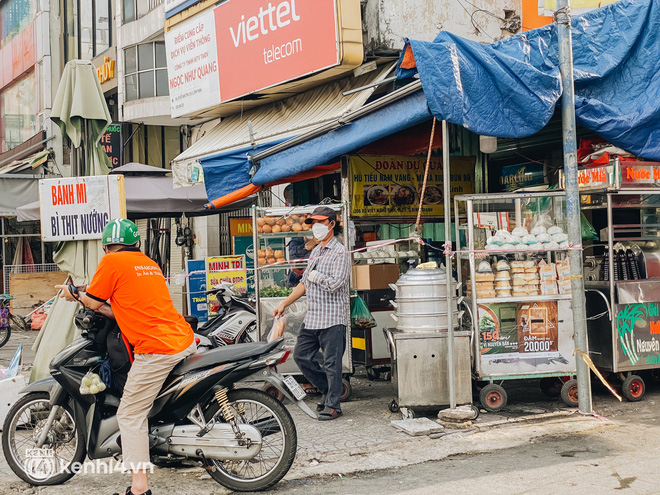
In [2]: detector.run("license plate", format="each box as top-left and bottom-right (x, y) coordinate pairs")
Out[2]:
(282, 375), (307, 401)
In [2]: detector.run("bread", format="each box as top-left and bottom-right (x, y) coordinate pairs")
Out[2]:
(496, 289), (512, 297)
(495, 280), (512, 289)
(475, 272), (495, 282)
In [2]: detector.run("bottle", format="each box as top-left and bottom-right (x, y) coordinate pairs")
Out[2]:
(627, 249), (640, 280)
(601, 250), (609, 281)
(618, 248), (630, 280)
(612, 249), (620, 281)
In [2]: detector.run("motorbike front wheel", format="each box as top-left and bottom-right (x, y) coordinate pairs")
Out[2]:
(203, 388), (297, 492)
(2, 392), (86, 485)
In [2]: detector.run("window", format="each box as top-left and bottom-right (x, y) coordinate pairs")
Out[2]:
(0, 0), (36, 48)
(124, 42), (169, 101)
(65, 0), (111, 61)
(123, 0), (163, 23)
(0, 71), (37, 152)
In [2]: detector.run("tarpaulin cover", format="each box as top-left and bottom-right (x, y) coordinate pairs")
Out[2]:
(252, 89), (432, 185)
(397, 0), (660, 159)
(199, 140), (286, 203)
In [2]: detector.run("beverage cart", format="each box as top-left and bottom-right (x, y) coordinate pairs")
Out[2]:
(251, 203), (354, 399)
(577, 159), (660, 401)
(453, 191), (578, 411)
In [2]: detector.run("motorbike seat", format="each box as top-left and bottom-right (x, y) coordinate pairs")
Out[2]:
(172, 338), (284, 376)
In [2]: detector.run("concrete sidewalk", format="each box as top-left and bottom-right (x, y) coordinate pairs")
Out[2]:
(0, 332), (645, 494)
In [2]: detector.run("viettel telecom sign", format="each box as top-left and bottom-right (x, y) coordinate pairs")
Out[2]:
(166, 0), (339, 117)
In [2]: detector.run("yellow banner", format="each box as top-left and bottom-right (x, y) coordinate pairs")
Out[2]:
(349, 155), (475, 217)
(205, 255), (248, 293)
(542, 0), (616, 15)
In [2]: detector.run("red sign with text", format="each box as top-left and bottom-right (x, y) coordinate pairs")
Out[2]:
(214, 0), (339, 102)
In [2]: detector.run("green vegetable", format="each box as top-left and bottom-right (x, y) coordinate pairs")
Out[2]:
(260, 286), (293, 298)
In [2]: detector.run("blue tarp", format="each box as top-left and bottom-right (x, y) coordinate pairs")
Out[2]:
(252, 89), (432, 185)
(200, 140), (286, 202)
(398, 0), (660, 159)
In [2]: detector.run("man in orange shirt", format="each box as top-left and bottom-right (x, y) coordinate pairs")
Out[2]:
(57, 218), (195, 495)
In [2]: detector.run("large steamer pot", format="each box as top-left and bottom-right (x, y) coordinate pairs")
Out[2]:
(390, 268), (452, 299)
(390, 296), (464, 316)
(392, 311), (463, 332)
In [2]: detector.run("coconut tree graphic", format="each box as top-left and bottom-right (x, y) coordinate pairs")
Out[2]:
(616, 304), (647, 366)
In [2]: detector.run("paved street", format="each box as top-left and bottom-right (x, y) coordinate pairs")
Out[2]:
(2, 331), (660, 494)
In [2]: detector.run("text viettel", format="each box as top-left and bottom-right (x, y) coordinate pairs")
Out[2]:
(229, 0), (301, 47)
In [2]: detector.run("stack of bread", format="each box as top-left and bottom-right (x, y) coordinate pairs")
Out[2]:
(538, 260), (558, 295)
(494, 259), (512, 298)
(556, 259), (572, 294)
(511, 259), (540, 296)
(472, 260), (496, 298)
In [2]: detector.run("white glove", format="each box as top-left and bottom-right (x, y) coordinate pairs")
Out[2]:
(307, 270), (321, 284)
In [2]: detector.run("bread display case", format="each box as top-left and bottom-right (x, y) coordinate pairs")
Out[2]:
(454, 191), (578, 411)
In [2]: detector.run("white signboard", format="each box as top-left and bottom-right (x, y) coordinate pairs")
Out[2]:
(39, 176), (126, 242)
(165, 9), (221, 118)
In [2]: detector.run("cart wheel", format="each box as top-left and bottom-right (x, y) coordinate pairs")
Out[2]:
(340, 377), (352, 402)
(540, 377), (563, 398)
(470, 404), (480, 420)
(263, 384), (284, 402)
(400, 407), (415, 419)
(560, 378), (579, 407)
(479, 384), (507, 412)
(366, 367), (378, 381)
(622, 374), (645, 402)
(388, 399), (400, 413)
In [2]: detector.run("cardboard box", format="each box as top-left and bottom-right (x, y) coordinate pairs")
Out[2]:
(352, 264), (400, 290)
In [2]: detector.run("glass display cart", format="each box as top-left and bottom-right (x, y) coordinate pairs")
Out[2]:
(251, 204), (353, 399)
(454, 191), (578, 411)
(578, 159), (660, 402)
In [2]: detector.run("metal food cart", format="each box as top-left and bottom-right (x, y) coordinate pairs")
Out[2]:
(578, 159), (660, 401)
(251, 203), (354, 399)
(454, 191), (578, 411)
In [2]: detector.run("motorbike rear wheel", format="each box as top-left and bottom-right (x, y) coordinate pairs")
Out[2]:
(2, 392), (86, 485)
(203, 388), (297, 492)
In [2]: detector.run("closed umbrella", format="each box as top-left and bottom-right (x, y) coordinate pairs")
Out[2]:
(31, 60), (112, 382)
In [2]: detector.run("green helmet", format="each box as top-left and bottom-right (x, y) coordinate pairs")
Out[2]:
(102, 218), (140, 246)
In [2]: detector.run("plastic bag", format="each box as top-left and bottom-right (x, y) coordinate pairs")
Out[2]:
(79, 370), (106, 395)
(581, 212), (598, 240)
(267, 315), (286, 342)
(351, 296), (376, 329)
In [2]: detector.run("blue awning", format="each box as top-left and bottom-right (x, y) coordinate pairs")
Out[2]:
(199, 141), (285, 203)
(252, 84), (432, 185)
(398, 0), (660, 159)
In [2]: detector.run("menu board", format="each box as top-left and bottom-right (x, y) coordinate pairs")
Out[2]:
(349, 155), (475, 217)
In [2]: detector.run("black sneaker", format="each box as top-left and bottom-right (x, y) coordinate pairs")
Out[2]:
(113, 488), (152, 495)
(318, 406), (342, 421)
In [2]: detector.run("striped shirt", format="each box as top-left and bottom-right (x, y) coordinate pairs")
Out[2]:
(301, 236), (351, 329)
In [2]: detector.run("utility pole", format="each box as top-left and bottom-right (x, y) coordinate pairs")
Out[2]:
(556, 0), (593, 413)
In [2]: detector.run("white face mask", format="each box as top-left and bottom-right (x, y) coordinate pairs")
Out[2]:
(312, 222), (331, 241)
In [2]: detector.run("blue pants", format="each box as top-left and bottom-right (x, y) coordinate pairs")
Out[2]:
(294, 324), (346, 411)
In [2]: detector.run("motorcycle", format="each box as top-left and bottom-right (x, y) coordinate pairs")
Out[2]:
(189, 282), (257, 349)
(1, 305), (315, 492)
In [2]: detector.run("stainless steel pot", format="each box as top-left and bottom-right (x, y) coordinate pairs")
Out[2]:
(390, 296), (464, 316)
(390, 268), (454, 299)
(391, 310), (463, 331)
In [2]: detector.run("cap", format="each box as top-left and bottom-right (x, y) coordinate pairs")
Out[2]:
(304, 206), (337, 224)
